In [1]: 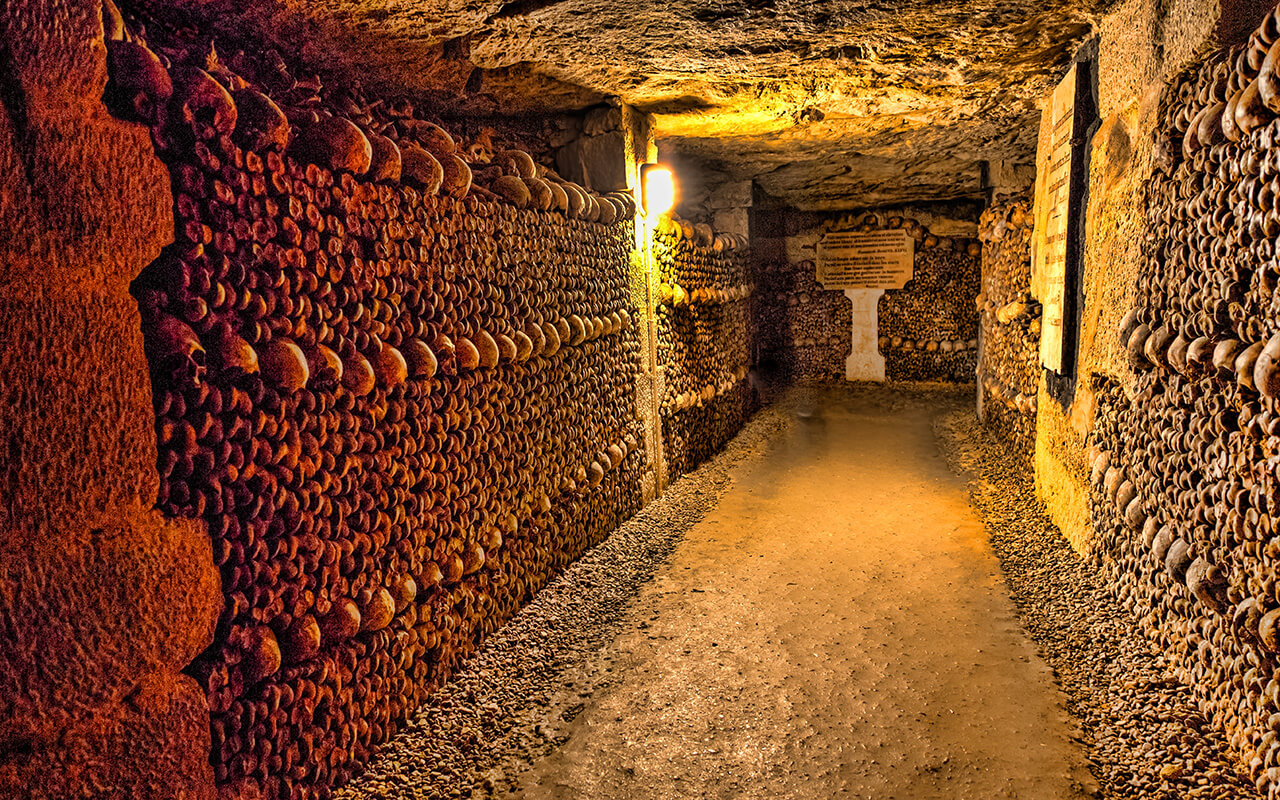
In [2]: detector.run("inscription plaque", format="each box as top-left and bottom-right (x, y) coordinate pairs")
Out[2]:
(1033, 63), (1081, 373)
(816, 229), (915, 290)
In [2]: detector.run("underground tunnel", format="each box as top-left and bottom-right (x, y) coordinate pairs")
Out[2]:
(8, 0), (1280, 797)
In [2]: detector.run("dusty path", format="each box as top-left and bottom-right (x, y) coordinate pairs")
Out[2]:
(510, 387), (1095, 799)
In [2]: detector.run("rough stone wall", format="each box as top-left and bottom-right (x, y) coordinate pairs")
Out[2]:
(1086, 6), (1280, 797)
(0, 2), (222, 799)
(653, 216), (757, 478)
(977, 193), (1041, 465)
(9, 7), (658, 800)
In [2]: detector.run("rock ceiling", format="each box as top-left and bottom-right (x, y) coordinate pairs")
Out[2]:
(152, 0), (1116, 209)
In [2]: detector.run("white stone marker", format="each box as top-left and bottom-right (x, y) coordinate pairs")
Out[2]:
(844, 288), (885, 382)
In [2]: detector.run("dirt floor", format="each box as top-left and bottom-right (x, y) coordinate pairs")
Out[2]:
(499, 385), (1094, 799)
(342, 383), (1257, 800)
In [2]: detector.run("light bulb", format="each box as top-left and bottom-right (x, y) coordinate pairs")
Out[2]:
(642, 164), (676, 217)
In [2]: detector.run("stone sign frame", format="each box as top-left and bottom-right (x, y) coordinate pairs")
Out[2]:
(1032, 45), (1098, 395)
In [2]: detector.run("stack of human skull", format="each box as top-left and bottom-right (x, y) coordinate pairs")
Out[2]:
(653, 215), (757, 476)
(868, 214), (981, 382)
(103, 6), (647, 798)
(976, 194), (1040, 465)
(1095, 7), (1280, 795)
(754, 255), (852, 383)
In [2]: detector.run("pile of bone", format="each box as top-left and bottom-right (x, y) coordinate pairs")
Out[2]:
(1085, 374), (1280, 796)
(652, 215), (757, 476)
(103, 4), (659, 799)
(946, 405), (1262, 800)
(1100, 17), (1280, 785)
(878, 336), (978, 354)
(975, 194), (1039, 447)
(101, 0), (634, 225)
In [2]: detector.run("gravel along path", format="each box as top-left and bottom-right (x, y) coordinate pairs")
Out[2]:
(343, 384), (1098, 799)
(935, 408), (1261, 800)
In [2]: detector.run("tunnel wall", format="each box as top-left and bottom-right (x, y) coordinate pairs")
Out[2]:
(976, 193), (1041, 467)
(1031, 0), (1270, 550)
(133, 58), (645, 800)
(0, 4), (679, 799)
(751, 206), (981, 384)
(652, 216), (758, 480)
(0, 3), (223, 798)
(1042, 0), (1280, 795)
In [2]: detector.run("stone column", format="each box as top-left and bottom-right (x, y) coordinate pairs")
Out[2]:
(844, 289), (886, 381)
(0, 3), (220, 798)
(710, 180), (752, 239)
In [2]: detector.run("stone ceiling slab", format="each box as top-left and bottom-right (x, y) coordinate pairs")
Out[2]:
(143, 0), (1115, 208)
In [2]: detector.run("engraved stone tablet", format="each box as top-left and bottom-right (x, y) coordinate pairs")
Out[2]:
(816, 229), (915, 290)
(1033, 63), (1080, 373)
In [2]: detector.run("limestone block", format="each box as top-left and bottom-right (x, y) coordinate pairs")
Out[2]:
(0, 670), (216, 800)
(0, 3), (220, 797)
(555, 130), (628, 193)
(709, 180), (753, 210)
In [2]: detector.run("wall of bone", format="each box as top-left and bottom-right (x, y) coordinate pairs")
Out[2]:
(0, 3), (742, 799)
(1030, 0), (1259, 551)
(754, 257), (853, 382)
(652, 215), (758, 479)
(752, 207), (981, 384)
(129, 34), (648, 800)
(977, 193), (1041, 467)
(875, 216), (982, 382)
(1042, 1), (1280, 796)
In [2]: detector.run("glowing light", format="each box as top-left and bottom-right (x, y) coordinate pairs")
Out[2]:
(641, 163), (676, 218)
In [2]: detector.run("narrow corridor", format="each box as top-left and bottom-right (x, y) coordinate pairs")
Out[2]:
(342, 387), (1097, 799)
(509, 388), (1092, 799)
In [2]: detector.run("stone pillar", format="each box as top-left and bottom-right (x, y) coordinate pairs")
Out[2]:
(0, 3), (221, 798)
(844, 289), (886, 381)
(710, 180), (752, 239)
(595, 106), (665, 500)
(556, 103), (653, 193)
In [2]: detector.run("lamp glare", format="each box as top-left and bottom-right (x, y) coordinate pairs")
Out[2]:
(643, 165), (676, 217)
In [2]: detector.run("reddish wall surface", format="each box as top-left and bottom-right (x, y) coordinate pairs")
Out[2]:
(4, 2), (652, 798)
(0, 2), (221, 798)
